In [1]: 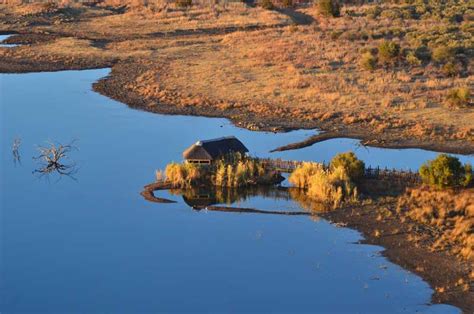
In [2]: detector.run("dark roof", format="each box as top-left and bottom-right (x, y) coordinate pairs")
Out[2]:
(183, 136), (249, 160)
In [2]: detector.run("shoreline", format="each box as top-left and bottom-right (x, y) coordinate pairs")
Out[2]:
(94, 61), (474, 155)
(0, 32), (472, 154)
(1, 39), (472, 313)
(142, 180), (473, 312)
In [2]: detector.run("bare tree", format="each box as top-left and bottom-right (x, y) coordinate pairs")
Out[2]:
(33, 140), (78, 180)
(12, 137), (21, 164)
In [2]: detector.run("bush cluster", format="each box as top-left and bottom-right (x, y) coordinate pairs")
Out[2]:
(318, 0), (341, 18)
(288, 152), (364, 208)
(419, 154), (472, 189)
(260, 0), (274, 10)
(175, 0), (192, 8)
(378, 40), (400, 64)
(446, 87), (471, 108)
(330, 151), (365, 181)
(289, 162), (357, 209)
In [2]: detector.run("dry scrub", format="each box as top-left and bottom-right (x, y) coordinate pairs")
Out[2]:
(398, 187), (474, 262)
(0, 1), (473, 152)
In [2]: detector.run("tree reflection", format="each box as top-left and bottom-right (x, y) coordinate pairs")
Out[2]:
(12, 137), (21, 165)
(33, 140), (78, 181)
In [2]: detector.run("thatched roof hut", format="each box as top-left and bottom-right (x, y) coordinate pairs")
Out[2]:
(183, 136), (249, 164)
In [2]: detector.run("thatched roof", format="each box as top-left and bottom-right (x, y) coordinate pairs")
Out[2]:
(183, 136), (249, 161)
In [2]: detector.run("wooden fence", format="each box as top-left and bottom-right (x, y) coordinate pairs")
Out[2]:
(258, 158), (422, 184)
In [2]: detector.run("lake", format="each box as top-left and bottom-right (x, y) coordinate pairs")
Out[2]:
(1, 68), (470, 312)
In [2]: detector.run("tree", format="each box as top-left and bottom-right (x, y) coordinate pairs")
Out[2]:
(419, 154), (472, 189)
(330, 152), (365, 181)
(378, 40), (400, 64)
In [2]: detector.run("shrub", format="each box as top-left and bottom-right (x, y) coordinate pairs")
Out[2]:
(306, 166), (356, 209)
(282, 0), (293, 8)
(366, 5), (382, 19)
(260, 0), (274, 10)
(419, 154), (472, 189)
(381, 8), (403, 19)
(360, 52), (377, 70)
(165, 162), (201, 188)
(378, 40), (400, 64)
(330, 151), (365, 181)
(289, 162), (324, 188)
(441, 62), (462, 77)
(397, 188), (474, 260)
(289, 162), (357, 208)
(414, 45), (431, 62)
(318, 0), (341, 18)
(164, 154), (280, 189)
(406, 51), (422, 66)
(446, 87), (471, 107)
(175, 0), (192, 8)
(432, 46), (455, 63)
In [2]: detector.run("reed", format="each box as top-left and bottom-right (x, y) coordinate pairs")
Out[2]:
(163, 153), (279, 189)
(289, 162), (358, 209)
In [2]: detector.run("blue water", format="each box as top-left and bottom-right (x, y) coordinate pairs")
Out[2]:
(1, 69), (468, 312)
(0, 34), (18, 48)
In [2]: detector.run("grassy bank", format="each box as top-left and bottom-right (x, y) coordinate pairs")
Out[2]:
(0, 1), (472, 153)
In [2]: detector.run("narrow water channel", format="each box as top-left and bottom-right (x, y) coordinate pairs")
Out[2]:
(0, 34), (18, 47)
(1, 69), (469, 312)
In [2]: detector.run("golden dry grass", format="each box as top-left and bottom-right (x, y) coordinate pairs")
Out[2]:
(398, 187), (474, 261)
(0, 2), (472, 145)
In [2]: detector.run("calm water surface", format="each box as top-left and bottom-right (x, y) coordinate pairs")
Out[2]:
(1, 69), (470, 312)
(0, 34), (18, 48)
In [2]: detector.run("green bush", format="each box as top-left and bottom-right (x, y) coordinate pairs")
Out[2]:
(366, 5), (382, 19)
(260, 0), (274, 10)
(360, 51), (377, 70)
(175, 0), (192, 8)
(446, 87), (471, 108)
(378, 40), (400, 64)
(330, 151), (365, 181)
(381, 8), (403, 19)
(318, 0), (341, 18)
(419, 154), (472, 189)
(432, 46), (455, 63)
(406, 51), (422, 66)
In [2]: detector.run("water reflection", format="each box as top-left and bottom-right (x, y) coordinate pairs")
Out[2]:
(12, 137), (21, 165)
(167, 186), (332, 215)
(32, 140), (79, 180)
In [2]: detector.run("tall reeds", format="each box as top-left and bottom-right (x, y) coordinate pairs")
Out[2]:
(213, 156), (269, 188)
(161, 153), (278, 189)
(164, 162), (201, 188)
(289, 161), (358, 209)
